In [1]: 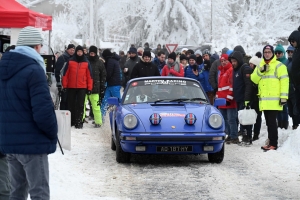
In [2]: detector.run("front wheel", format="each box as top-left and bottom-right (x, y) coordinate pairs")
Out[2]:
(115, 129), (130, 163)
(208, 144), (224, 163)
(111, 136), (116, 151)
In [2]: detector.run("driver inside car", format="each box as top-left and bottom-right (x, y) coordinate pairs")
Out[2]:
(135, 86), (154, 102)
(171, 86), (187, 99)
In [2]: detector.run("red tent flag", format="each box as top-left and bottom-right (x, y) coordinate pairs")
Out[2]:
(0, 0), (52, 31)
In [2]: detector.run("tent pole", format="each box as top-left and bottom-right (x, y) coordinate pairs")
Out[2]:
(48, 30), (52, 54)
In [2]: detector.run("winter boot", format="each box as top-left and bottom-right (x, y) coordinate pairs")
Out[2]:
(282, 121), (289, 129)
(292, 125), (299, 130)
(239, 135), (252, 146)
(252, 133), (259, 141)
(94, 124), (101, 128)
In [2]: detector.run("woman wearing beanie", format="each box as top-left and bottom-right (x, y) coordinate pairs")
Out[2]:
(180, 54), (188, 67)
(62, 45), (93, 129)
(130, 51), (160, 79)
(251, 45), (289, 151)
(161, 52), (184, 77)
(249, 56), (262, 141)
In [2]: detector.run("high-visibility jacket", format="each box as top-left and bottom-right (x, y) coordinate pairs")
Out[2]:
(251, 56), (289, 111)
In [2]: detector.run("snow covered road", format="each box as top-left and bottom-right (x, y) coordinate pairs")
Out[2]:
(49, 117), (300, 200)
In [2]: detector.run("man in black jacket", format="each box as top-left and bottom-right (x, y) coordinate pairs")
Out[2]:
(123, 47), (140, 85)
(130, 51), (160, 79)
(87, 46), (106, 127)
(55, 44), (75, 110)
(288, 26), (300, 116)
(230, 51), (253, 145)
(101, 49), (122, 117)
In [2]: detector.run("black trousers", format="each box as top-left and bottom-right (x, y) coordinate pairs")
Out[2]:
(60, 90), (68, 110)
(251, 101), (262, 134)
(67, 88), (86, 126)
(264, 110), (278, 147)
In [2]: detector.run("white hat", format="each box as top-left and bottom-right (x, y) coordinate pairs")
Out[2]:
(16, 26), (43, 46)
(249, 56), (261, 66)
(181, 48), (188, 53)
(195, 50), (202, 56)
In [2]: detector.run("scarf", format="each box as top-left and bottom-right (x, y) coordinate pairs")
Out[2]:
(11, 46), (46, 74)
(167, 61), (180, 76)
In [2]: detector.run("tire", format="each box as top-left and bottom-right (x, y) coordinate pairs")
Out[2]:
(208, 144), (224, 164)
(111, 136), (116, 151)
(115, 129), (130, 163)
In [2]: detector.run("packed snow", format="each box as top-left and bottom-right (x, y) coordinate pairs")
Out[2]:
(47, 113), (300, 199)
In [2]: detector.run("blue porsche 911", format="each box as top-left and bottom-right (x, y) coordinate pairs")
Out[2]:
(107, 77), (226, 163)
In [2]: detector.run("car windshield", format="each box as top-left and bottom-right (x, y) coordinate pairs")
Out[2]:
(123, 79), (208, 104)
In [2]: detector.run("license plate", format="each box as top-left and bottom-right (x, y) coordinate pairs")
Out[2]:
(156, 146), (193, 152)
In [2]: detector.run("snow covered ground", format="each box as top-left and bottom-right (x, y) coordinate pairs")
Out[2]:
(47, 114), (300, 200)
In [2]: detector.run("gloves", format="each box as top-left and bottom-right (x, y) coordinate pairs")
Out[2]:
(280, 98), (287, 106)
(56, 82), (62, 92)
(87, 90), (92, 95)
(226, 101), (231, 106)
(259, 64), (269, 73)
(169, 68), (176, 75)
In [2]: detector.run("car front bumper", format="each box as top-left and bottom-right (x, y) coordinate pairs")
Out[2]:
(119, 132), (225, 154)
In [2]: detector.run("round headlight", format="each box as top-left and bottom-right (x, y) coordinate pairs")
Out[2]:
(123, 114), (138, 129)
(208, 114), (222, 129)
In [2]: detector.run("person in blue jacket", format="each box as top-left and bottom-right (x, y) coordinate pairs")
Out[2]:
(184, 54), (202, 83)
(0, 26), (58, 200)
(200, 60), (215, 104)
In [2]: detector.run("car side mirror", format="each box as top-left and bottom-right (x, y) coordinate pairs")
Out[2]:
(107, 97), (119, 106)
(214, 98), (226, 107)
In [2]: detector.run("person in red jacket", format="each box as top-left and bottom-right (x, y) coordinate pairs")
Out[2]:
(62, 45), (93, 129)
(161, 52), (184, 77)
(216, 54), (239, 144)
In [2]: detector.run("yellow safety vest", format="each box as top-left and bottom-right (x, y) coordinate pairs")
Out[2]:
(250, 56), (289, 111)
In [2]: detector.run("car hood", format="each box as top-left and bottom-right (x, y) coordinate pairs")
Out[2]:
(124, 103), (213, 132)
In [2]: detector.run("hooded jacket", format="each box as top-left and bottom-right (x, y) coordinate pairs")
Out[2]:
(55, 51), (73, 83)
(216, 62), (237, 109)
(124, 55), (140, 83)
(0, 52), (58, 154)
(275, 44), (287, 64)
(230, 51), (253, 103)
(104, 53), (122, 86)
(233, 45), (251, 64)
(288, 29), (300, 86)
(88, 55), (106, 95)
(130, 58), (160, 79)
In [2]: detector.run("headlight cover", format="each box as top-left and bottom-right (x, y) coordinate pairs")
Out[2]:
(123, 114), (138, 129)
(208, 114), (222, 129)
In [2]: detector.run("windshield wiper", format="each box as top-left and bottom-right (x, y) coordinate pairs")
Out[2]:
(188, 98), (208, 102)
(154, 99), (173, 103)
(169, 98), (190, 102)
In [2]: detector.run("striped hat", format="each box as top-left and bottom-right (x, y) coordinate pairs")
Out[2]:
(16, 26), (43, 46)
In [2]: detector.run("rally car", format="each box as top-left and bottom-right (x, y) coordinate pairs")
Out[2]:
(107, 77), (226, 163)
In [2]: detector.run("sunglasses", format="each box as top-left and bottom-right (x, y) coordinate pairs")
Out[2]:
(290, 40), (296, 43)
(275, 51), (282, 55)
(287, 50), (294, 53)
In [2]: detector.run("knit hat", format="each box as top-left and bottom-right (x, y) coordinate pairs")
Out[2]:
(195, 50), (202, 56)
(129, 47), (137, 54)
(249, 56), (261, 66)
(275, 44), (285, 54)
(189, 54), (197, 61)
(67, 44), (75, 50)
(142, 50), (151, 58)
(286, 45), (295, 52)
(16, 26), (43, 46)
(181, 48), (188, 53)
(226, 50), (233, 56)
(89, 45), (98, 55)
(220, 54), (229, 61)
(222, 47), (229, 54)
(168, 52), (177, 61)
(263, 45), (274, 54)
(180, 54), (187, 61)
(187, 49), (194, 55)
(102, 49), (113, 58)
(255, 52), (262, 58)
(75, 45), (84, 53)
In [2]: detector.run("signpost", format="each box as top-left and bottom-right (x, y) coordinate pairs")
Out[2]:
(165, 44), (178, 53)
